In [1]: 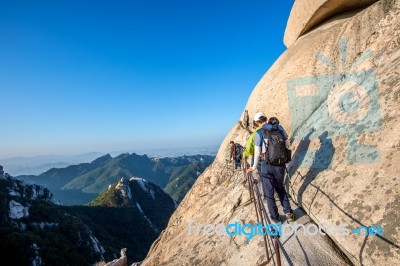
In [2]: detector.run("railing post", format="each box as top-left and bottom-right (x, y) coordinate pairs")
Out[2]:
(249, 175), (260, 221)
(252, 174), (270, 262)
(248, 174), (254, 202)
(248, 171), (294, 266)
(274, 238), (281, 266)
(243, 156), (254, 202)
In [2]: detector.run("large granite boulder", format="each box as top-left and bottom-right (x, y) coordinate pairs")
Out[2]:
(284, 0), (379, 47)
(142, 0), (400, 265)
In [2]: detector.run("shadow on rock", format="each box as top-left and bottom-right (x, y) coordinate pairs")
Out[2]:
(296, 131), (335, 208)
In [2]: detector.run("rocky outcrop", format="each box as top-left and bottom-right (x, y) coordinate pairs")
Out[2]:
(0, 165), (10, 180)
(103, 249), (127, 266)
(0, 166), (106, 265)
(30, 243), (42, 266)
(141, 0), (400, 265)
(284, 0), (379, 47)
(91, 177), (176, 234)
(8, 200), (29, 219)
(6, 176), (62, 207)
(1, 165), (62, 221)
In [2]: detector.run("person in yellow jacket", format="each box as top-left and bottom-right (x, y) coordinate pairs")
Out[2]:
(244, 120), (266, 197)
(243, 120), (261, 164)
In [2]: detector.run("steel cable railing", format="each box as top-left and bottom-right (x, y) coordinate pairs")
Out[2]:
(251, 172), (295, 266)
(242, 156), (295, 266)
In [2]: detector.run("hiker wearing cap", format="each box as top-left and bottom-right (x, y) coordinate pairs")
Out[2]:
(229, 141), (243, 170)
(243, 120), (264, 194)
(244, 120), (261, 166)
(247, 112), (295, 223)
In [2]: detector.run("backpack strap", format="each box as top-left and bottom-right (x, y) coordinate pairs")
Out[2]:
(256, 129), (264, 148)
(258, 128), (269, 156)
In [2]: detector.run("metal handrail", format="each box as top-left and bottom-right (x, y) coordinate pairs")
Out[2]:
(251, 173), (294, 266)
(242, 157), (294, 266)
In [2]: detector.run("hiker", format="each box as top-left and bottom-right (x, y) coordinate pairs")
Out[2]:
(244, 119), (267, 194)
(247, 112), (295, 223)
(244, 120), (261, 166)
(230, 141), (243, 170)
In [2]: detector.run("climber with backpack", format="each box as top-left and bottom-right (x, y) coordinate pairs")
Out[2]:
(247, 112), (295, 223)
(230, 141), (244, 170)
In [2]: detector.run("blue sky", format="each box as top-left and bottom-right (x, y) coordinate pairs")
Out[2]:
(0, 0), (293, 159)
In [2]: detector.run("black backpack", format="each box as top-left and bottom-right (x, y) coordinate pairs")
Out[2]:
(261, 126), (288, 166)
(235, 143), (243, 156)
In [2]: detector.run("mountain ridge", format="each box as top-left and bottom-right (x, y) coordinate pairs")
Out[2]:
(0, 166), (176, 265)
(19, 153), (214, 205)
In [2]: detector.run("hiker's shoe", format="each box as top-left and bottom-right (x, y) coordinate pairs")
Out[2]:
(270, 216), (281, 224)
(286, 212), (295, 223)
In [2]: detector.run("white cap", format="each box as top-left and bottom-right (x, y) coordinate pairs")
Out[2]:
(253, 112), (266, 122)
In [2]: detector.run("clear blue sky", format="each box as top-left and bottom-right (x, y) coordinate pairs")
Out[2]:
(0, 0), (293, 159)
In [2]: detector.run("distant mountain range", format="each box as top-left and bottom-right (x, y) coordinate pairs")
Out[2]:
(0, 152), (105, 176)
(0, 169), (176, 265)
(1, 146), (218, 176)
(19, 153), (214, 205)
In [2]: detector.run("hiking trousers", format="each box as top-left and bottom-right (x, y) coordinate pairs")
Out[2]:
(260, 162), (292, 219)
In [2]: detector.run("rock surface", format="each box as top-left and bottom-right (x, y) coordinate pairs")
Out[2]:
(0, 166), (106, 265)
(103, 249), (128, 266)
(141, 166), (351, 265)
(8, 200), (29, 219)
(89, 176), (177, 235)
(141, 0), (400, 265)
(284, 0), (379, 47)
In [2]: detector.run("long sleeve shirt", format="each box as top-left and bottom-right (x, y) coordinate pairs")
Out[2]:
(244, 127), (261, 158)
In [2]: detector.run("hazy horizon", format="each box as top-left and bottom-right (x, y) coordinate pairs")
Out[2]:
(0, 0), (293, 159)
(0, 144), (219, 176)
(0, 144), (220, 160)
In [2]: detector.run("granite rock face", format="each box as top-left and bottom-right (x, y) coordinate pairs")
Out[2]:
(284, 0), (380, 47)
(142, 0), (400, 265)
